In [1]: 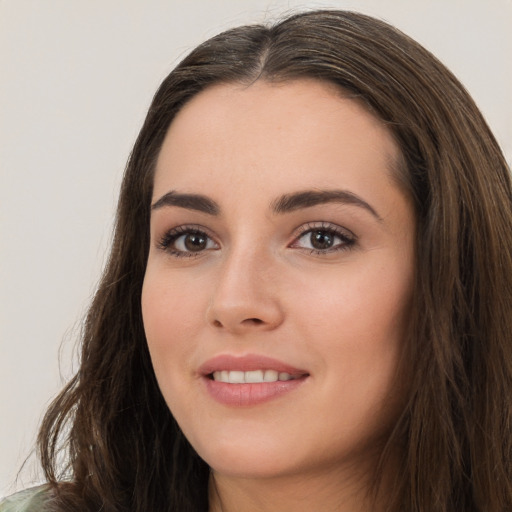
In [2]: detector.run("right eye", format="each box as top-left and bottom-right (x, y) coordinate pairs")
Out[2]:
(158, 227), (218, 257)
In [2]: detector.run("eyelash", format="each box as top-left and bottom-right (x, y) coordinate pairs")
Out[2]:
(157, 222), (357, 258)
(157, 225), (216, 258)
(292, 222), (357, 255)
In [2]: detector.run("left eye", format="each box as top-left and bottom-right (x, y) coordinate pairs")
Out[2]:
(173, 232), (216, 252)
(158, 228), (218, 256)
(292, 227), (355, 252)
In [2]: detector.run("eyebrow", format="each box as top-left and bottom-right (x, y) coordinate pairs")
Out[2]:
(151, 188), (381, 220)
(271, 189), (382, 220)
(151, 191), (220, 215)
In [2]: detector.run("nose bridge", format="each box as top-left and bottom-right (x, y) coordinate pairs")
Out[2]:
(207, 237), (283, 332)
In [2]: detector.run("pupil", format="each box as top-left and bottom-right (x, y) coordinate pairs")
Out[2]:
(185, 233), (207, 251)
(311, 230), (333, 250)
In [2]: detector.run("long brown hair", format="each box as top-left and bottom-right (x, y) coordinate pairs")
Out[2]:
(38, 10), (512, 511)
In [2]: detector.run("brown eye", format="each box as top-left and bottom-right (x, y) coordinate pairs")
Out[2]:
(183, 233), (208, 251)
(159, 227), (218, 257)
(291, 225), (356, 254)
(310, 230), (335, 250)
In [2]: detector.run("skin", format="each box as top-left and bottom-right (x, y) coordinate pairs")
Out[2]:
(142, 80), (415, 512)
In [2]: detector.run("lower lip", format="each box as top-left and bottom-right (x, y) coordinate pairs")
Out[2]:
(203, 377), (307, 406)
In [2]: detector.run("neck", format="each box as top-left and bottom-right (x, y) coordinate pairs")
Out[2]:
(208, 457), (394, 512)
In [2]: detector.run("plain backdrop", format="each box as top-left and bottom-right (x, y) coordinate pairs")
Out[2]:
(1, 0), (511, 498)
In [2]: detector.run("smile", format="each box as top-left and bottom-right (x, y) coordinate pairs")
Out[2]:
(200, 355), (309, 406)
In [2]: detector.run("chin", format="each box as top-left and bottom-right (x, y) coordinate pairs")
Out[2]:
(193, 433), (304, 479)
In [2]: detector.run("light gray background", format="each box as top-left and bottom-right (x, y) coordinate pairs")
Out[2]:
(1, 0), (511, 497)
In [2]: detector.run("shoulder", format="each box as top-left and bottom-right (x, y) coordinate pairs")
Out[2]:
(0, 485), (53, 512)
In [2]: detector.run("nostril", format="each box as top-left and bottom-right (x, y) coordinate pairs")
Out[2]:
(246, 318), (263, 325)
(211, 318), (262, 328)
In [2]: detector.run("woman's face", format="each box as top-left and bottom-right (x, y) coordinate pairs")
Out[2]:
(142, 80), (415, 482)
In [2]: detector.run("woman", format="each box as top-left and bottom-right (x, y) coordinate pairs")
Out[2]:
(2, 9), (512, 512)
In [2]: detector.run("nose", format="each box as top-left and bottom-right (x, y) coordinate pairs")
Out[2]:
(206, 249), (284, 334)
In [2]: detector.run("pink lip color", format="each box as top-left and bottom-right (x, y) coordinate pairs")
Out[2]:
(199, 354), (309, 407)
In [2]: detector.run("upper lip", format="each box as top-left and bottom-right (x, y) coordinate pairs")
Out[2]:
(198, 354), (309, 378)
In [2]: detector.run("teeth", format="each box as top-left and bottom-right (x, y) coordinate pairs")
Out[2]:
(245, 370), (264, 383)
(228, 371), (244, 383)
(212, 369), (297, 383)
(263, 370), (278, 382)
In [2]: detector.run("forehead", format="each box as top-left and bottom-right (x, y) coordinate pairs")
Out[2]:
(153, 79), (400, 202)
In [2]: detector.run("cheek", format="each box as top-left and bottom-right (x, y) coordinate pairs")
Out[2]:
(290, 256), (412, 408)
(292, 256), (412, 340)
(142, 264), (206, 336)
(141, 270), (202, 384)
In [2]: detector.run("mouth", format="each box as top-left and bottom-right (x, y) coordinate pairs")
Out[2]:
(199, 354), (309, 406)
(209, 369), (303, 383)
